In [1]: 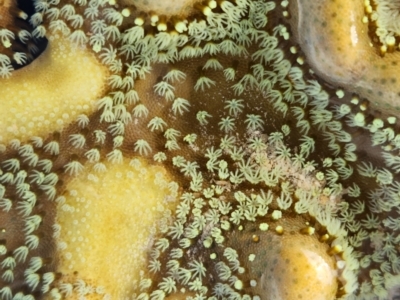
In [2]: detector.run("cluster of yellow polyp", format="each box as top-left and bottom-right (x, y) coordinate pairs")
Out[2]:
(1, 0), (400, 299)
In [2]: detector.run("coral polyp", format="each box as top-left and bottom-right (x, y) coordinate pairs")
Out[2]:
(1, 0), (400, 299)
(0, 0), (47, 75)
(135, 136), (359, 299)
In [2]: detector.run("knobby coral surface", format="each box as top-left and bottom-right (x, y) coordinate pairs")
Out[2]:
(1, 0), (400, 299)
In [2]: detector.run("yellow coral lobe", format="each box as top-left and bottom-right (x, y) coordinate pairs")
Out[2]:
(229, 217), (338, 300)
(54, 158), (178, 299)
(290, 0), (400, 112)
(0, 32), (108, 144)
(268, 237), (337, 300)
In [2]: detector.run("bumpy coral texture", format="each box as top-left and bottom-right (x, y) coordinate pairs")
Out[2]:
(1, 0), (400, 300)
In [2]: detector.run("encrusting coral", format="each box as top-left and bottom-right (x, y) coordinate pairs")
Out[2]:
(1, 0), (400, 299)
(289, 0), (400, 114)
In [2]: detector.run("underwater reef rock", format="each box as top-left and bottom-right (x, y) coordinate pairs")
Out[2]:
(1, 0), (400, 299)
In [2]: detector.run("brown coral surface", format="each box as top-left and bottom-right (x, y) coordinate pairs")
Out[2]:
(1, 0), (400, 300)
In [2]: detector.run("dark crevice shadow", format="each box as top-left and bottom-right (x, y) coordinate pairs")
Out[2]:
(11, 0), (48, 70)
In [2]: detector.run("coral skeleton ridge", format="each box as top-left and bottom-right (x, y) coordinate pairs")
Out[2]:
(1, 0), (400, 299)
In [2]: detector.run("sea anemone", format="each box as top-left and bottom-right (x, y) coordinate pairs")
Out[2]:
(1, 0), (400, 299)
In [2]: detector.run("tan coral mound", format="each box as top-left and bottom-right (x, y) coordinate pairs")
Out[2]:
(0, 0), (16, 27)
(231, 217), (338, 300)
(121, 0), (202, 18)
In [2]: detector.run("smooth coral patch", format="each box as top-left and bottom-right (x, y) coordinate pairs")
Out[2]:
(231, 217), (338, 300)
(289, 0), (400, 114)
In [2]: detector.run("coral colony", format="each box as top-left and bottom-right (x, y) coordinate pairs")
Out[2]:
(2, 0), (400, 299)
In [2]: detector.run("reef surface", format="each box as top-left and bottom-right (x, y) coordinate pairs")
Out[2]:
(1, 0), (400, 299)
